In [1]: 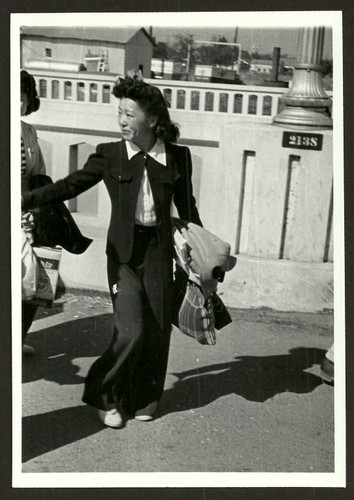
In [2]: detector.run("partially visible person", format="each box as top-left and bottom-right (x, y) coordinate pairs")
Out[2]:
(320, 343), (334, 384)
(21, 70), (46, 355)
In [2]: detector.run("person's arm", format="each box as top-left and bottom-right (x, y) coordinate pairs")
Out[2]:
(34, 141), (46, 176)
(174, 146), (202, 226)
(30, 127), (46, 176)
(22, 145), (106, 211)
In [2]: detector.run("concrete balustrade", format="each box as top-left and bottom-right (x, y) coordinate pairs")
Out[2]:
(30, 70), (301, 119)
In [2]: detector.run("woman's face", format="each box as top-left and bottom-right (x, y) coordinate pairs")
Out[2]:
(21, 92), (28, 116)
(118, 98), (156, 149)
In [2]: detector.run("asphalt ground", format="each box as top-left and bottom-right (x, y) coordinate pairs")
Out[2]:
(21, 289), (334, 475)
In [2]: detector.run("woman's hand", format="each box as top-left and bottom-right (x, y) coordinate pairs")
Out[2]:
(21, 211), (35, 245)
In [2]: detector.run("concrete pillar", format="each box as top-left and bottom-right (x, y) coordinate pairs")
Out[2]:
(273, 27), (332, 129)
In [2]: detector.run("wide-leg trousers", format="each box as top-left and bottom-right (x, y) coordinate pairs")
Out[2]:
(82, 225), (173, 417)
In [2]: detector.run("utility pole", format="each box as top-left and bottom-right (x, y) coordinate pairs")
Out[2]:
(186, 36), (193, 80)
(148, 26), (155, 45)
(233, 27), (238, 70)
(234, 27), (238, 43)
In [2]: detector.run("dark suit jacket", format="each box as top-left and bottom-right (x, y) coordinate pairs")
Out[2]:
(22, 140), (202, 263)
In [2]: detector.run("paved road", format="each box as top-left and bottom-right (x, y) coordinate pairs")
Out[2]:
(20, 290), (335, 482)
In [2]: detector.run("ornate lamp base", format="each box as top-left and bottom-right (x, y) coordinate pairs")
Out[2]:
(272, 27), (333, 130)
(273, 105), (333, 129)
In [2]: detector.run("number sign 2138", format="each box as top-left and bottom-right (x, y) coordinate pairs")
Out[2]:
(282, 132), (323, 151)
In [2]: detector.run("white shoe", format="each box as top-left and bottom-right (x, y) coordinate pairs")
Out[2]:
(22, 344), (35, 355)
(134, 414), (154, 422)
(98, 408), (123, 428)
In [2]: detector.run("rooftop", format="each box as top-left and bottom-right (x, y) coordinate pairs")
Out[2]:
(20, 26), (155, 45)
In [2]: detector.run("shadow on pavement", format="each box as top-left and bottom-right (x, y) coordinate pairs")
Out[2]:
(33, 302), (65, 320)
(22, 405), (104, 463)
(22, 314), (113, 384)
(159, 347), (327, 416)
(23, 314), (327, 403)
(22, 314), (328, 461)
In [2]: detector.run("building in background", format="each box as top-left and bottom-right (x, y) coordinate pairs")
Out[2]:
(150, 58), (186, 80)
(249, 59), (273, 74)
(249, 56), (297, 76)
(151, 59), (242, 83)
(194, 65), (239, 84)
(21, 26), (155, 76)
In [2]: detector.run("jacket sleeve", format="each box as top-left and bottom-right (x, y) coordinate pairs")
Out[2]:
(173, 146), (203, 227)
(22, 144), (106, 211)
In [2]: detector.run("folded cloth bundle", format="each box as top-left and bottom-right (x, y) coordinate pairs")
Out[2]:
(172, 217), (237, 297)
(172, 218), (236, 345)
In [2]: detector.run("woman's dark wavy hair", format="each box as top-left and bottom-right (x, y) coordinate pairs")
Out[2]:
(21, 70), (40, 115)
(112, 76), (179, 143)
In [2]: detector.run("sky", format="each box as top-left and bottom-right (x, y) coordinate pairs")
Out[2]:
(148, 26), (333, 59)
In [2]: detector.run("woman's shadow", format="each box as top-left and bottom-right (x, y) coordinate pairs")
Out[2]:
(159, 347), (327, 416)
(22, 313), (113, 463)
(22, 313), (113, 385)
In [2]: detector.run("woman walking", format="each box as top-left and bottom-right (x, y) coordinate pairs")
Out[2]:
(22, 75), (202, 426)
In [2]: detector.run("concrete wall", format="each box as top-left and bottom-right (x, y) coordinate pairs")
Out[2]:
(22, 73), (334, 312)
(199, 121), (333, 312)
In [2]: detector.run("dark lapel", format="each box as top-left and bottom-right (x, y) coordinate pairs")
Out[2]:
(145, 143), (181, 185)
(109, 140), (180, 185)
(109, 141), (147, 210)
(109, 140), (132, 181)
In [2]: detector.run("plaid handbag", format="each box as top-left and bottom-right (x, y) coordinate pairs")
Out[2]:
(178, 280), (216, 345)
(173, 276), (233, 345)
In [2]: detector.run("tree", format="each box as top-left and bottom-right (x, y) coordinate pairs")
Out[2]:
(194, 36), (235, 67)
(195, 44), (213, 65)
(154, 33), (249, 72)
(251, 51), (272, 60)
(171, 34), (195, 63)
(241, 50), (251, 61)
(211, 36), (235, 67)
(153, 42), (169, 59)
(153, 41), (180, 61)
(320, 59), (333, 77)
